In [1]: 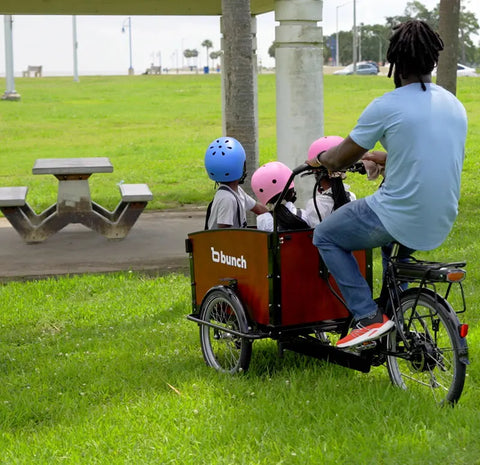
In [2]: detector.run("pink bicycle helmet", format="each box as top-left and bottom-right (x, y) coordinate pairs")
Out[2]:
(307, 136), (344, 160)
(251, 161), (294, 205)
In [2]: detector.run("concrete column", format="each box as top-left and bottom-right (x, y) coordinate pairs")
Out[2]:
(2, 15), (21, 101)
(275, 0), (323, 204)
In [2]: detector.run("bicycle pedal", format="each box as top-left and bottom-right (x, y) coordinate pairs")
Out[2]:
(343, 340), (377, 354)
(357, 340), (377, 351)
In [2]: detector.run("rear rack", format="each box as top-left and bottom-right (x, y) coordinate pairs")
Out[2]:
(393, 259), (466, 283)
(391, 258), (467, 314)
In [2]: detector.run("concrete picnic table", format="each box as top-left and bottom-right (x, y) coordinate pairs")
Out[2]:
(0, 157), (153, 243)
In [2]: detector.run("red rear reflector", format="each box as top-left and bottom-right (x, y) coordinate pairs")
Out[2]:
(459, 324), (468, 338)
(446, 270), (466, 282)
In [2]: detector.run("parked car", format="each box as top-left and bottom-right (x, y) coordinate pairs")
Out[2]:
(432, 63), (478, 77)
(333, 61), (379, 75)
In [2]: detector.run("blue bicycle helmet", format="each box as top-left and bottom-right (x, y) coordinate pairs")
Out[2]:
(204, 136), (246, 182)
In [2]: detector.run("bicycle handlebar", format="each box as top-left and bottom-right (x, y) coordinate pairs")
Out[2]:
(291, 163), (311, 175)
(272, 160), (367, 231)
(293, 161), (367, 177)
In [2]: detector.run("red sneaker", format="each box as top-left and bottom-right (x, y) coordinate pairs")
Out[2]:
(337, 314), (394, 349)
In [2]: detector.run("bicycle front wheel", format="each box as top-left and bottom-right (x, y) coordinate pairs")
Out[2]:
(199, 288), (252, 374)
(386, 288), (468, 404)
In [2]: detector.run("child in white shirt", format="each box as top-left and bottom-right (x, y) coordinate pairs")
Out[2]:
(305, 136), (356, 226)
(251, 161), (310, 232)
(204, 136), (266, 229)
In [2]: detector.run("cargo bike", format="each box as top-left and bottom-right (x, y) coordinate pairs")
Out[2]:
(186, 164), (469, 404)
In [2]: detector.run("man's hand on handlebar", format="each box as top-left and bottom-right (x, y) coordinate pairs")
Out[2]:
(362, 150), (387, 166)
(361, 151), (387, 180)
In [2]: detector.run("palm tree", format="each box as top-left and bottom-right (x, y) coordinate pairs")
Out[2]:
(221, 0), (258, 200)
(191, 49), (199, 71)
(183, 49), (199, 71)
(201, 39), (213, 69)
(437, 0), (461, 95)
(210, 50), (222, 70)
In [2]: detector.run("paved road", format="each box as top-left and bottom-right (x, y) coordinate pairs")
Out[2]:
(0, 209), (205, 281)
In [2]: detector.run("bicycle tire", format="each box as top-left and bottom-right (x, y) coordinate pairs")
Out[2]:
(199, 287), (252, 374)
(386, 288), (467, 404)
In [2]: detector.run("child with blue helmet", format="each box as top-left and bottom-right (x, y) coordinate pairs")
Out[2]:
(204, 137), (267, 229)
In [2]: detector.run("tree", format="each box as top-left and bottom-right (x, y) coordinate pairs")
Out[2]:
(357, 24), (390, 64)
(201, 39), (213, 69)
(268, 42), (276, 59)
(385, 1), (438, 28)
(221, 0), (257, 200)
(209, 50), (222, 69)
(386, 0), (479, 68)
(458, 5), (480, 64)
(183, 49), (199, 70)
(191, 49), (199, 70)
(437, 0), (461, 95)
(328, 1), (479, 70)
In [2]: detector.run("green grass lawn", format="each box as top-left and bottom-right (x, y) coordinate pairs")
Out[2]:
(1, 74), (478, 212)
(1, 75), (479, 463)
(0, 272), (479, 464)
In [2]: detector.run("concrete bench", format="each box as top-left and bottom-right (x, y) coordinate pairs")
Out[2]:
(0, 186), (28, 207)
(144, 65), (162, 75)
(0, 186), (42, 243)
(22, 65), (42, 77)
(88, 183), (153, 240)
(119, 183), (153, 202)
(1, 158), (154, 243)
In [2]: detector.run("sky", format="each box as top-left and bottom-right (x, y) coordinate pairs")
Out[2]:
(0, 0), (479, 77)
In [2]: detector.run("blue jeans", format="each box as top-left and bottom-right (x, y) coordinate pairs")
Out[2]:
(312, 198), (396, 321)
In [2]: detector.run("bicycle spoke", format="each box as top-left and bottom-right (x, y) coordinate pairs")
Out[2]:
(386, 289), (466, 404)
(199, 289), (252, 373)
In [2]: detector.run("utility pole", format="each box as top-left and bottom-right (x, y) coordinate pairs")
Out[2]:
(72, 16), (79, 82)
(352, 0), (357, 72)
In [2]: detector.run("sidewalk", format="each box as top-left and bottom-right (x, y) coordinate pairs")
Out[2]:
(0, 209), (205, 281)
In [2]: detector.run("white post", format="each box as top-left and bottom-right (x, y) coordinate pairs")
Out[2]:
(72, 16), (79, 82)
(128, 17), (134, 75)
(336, 1), (353, 67)
(122, 17), (134, 75)
(358, 24), (362, 62)
(2, 15), (20, 101)
(275, 0), (323, 204)
(352, 0), (357, 72)
(335, 6), (339, 66)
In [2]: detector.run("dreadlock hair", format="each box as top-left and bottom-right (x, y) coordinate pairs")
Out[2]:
(386, 20), (444, 91)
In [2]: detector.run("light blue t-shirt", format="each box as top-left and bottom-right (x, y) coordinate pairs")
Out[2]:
(350, 83), (467, 250)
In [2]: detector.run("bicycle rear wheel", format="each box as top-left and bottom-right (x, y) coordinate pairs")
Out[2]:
(386, 288), (467, 404)
(199, 287), (252, 374)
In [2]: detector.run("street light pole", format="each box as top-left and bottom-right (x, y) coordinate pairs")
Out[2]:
(374, 33), (383, 64)
(352, 0), (357, 72)
(72, 15), (79, 82)
(122, 17), (134, 75)
(336, 6), (340, 66)
(336, 1), (353, 67)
